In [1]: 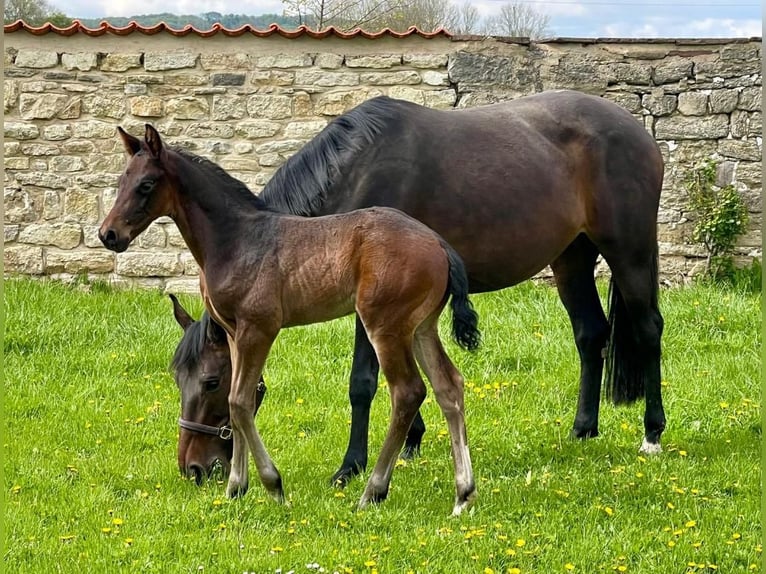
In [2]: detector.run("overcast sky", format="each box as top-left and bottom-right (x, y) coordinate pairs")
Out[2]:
(59, 0), (761, 38)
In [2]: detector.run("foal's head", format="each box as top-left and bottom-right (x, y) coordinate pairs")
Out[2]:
(169, 294), (234, 484)
(99, 124), (174, 253)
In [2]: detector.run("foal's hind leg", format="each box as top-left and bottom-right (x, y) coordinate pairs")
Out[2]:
(226, 327), (284, 502)
(550, 235), (610, 439)
(333, 316), (427, 486)
(414, 321), (476, 516)
(358, 336), (426, 508)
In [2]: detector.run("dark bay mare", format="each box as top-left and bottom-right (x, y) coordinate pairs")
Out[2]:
(168, 90), (666, 485)
(99, 124), (481, 514)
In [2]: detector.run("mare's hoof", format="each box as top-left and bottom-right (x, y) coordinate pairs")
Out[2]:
(452, 489), (477, 517)
(639, 437), (662, 455)
(400, 444), (421, 460)
(329, 464), (363, 489)
(570, 426), (599, 440)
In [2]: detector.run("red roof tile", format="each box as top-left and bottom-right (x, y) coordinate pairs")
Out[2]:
(3, 19), (453, 39)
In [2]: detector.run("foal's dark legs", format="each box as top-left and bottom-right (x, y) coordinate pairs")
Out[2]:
(550, 235), (610, 440)
(331, 316), (426, 486)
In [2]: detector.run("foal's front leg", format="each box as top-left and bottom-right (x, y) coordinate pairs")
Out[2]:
(226, 327), (283, 502)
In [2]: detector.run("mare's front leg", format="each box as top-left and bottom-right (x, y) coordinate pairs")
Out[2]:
(226, 326), (283, 502)
(333, 316), (427, 486)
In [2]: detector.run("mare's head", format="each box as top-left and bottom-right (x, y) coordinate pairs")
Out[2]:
(99, 124), (174, 252)
(170, 294), (234, 484)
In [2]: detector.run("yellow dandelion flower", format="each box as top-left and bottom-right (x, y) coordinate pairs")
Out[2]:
(297, 431), (306, 438)
(101, 528), (112, 534)
(123, 538), (133, 546)
(212, 499), (223, 506)
(617, 566), (627, 572)
(668, 541), (676, 548)
(11, 485), (21, 494)
(505, 548), (517, 556)
(565, 563), (575, 571)
(334, 491), (346, 498)
(603, 506), (614, 516)
(508, 568), (522, 574)
(484, 568), (495, 574)
(271, 546), (284, 553)
(667, 502), (675, 510)
(685, 520), (697, 528)
(732, 533), (741, 540)
(111, 518), (124, 526)
(296, 398), (304, 404)
(364, 560), (377, 567)
(515, 538), (526, 547)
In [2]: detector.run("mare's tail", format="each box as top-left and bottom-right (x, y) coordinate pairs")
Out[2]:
(604, 247), (660, 404)
(442, 240), (481, 352)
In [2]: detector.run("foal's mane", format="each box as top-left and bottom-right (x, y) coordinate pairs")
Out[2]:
(170, 311), (216, 374)
(260, 96), (398, 216)
(173, 147), (271, 211)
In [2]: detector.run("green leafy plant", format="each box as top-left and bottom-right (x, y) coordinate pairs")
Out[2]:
(685, 158), (750, 283)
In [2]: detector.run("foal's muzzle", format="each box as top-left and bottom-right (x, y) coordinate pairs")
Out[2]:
(98, 228), (129, 253)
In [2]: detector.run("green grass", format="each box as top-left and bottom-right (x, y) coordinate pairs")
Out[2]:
(3, 278), (761, 573)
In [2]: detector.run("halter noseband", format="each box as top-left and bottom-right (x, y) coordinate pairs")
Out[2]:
(178, 418), (233, 440)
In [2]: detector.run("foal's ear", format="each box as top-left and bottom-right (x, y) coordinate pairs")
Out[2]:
(117, 126), (141, 157)
(169, 293), (195, 330)
(144, 124), (164, 158)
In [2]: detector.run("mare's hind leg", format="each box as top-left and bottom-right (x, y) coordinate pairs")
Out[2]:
(602, 251), (665, 454)
(226, 327), (284, 501)
(332, 316), (426, 486)
(550, 235), (610, 439)
(358, 335), (426, 508)
(414, 320), (476, 516)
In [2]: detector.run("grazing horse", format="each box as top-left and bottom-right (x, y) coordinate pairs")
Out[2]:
(170, 90), (665, 485)
(168, 294), (266, 485)
(99, 124), (481, 514)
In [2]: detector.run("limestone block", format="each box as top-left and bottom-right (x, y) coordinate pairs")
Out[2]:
(101, 53), (142, 72)
(603, 91), (642, 113)
(345, 55), (401, 69)
(45, 250), (115, 274)
(43, 190), (62, 220)
(4, 245), (44, 274)
(315, 89), (383, 115)
(717, 139), (761, 161)
(652, 58), (693, 84)
(250, 70), (295, 86)
(71, 120), (117, 139)
(404, 54), (448, 68)
(654, 114), (729, 139)
(185, 123), (235, 138)
(82, 93), (126, 119)
(422, 70), (448, 86)
(641, 90), (677, 116)
(50, 156), (87, 172)
(164, 278), (201, 295)
(677, 92), (709, 116)
(246, 94), (292, 119)
(234, 120), (282, 139)
(730, 110), (761, 138)
(166, 224), (186, 248)
(738, 86), (761, 111)
(138, 223), (167, 248)
(601, 61), (652, 85)
(4, 122), (39, 140)
(387, 86), (425, 105)
(360, 71), (421, 86)
(64, 188), (101, 223)
(4, 187), (40, 223)
(423, 89), (457, 109)
(212, 95), (247, 120)
(166, 96), (209, 120)
(255, 54), (313, 68)
(5, 225), (19, 242)
(15, 49), (58, 68)
(144, 51), (197, 71)
(200, 53), (252, 70)
(18, 222), (81, 248)
(129, 96), (165, 117)
(19, 93), (71, 120)
(5, 157), (29, 169)
(116, 252), (182, 277)
(315, 53), (344, 69)
(4, 80), (19, 112)
(62, 52), (98, 71)
(284, 120), (328, 138)
(212, 73), (246, 86)
(709, 89), (739, 113)
(82, 225), (104, 248)
(43, 124), (72, 140)
(294, 70), (360, 87)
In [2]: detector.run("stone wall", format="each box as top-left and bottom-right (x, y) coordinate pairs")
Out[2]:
(3, 30), (762, 292)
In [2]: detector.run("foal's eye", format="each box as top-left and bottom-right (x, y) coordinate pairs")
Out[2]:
(203, 378), (220, 393)
(137, 180), (155, 194)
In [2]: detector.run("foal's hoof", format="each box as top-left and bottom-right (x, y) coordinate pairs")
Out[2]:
(639, 437), (663, 455)
(571, 425), (599, 440)
(226, 481), (249, 499)
(452, 489), (477, 517)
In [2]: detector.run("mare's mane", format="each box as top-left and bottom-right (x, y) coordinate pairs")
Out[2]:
(173, 147), (271, 211)
(260, 96), (399, 216)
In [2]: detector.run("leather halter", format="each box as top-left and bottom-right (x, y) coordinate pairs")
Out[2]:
(178, 418), (232, 440)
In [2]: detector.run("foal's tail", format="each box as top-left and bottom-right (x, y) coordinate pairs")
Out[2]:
(604, 247), (660, 404)
(442, 241), (481, 352)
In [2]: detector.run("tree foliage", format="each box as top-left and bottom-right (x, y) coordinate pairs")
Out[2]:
(4, 0), (70, 25)
(483, 2), (550, 38)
